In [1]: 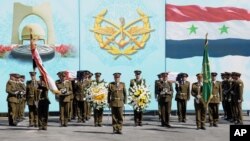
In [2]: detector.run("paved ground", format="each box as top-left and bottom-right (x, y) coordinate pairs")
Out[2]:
(0, 115), (249, 141)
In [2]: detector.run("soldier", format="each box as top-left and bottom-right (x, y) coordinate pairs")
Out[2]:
(6, 73), (20, 126)
(17, 75), (26, 121)
(86, 71), (93, 120)
(208, 72), (222, 127)
(108, 73), (127, 134)
(74, 71), (90, 123)
(56, 71), (73, 127)
(26, 72), (39, 127)
(158, 72), (173, 127)
(175, 73), (190, 122)
(231, 72), (244, 125)
(224, 72), (233, 121)
(130, 70), (146, 126)
(37, 76), (50, 130)
(71, 77), (78, 120)
(93, 72), (105, 127)
(191, 73), (206, 130)
(155, 73), (163, 120)
(221, 73), (227, 119)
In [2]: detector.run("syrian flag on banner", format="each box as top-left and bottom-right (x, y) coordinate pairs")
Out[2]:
(166, 4), (250, 58)
(30, 33), (59, 94)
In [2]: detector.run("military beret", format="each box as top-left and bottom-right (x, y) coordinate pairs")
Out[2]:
(134, 70), (142, 75)
(161, 72), (168, 77)
(113, 72), (121, 78)
(196, 73), (203, 77)
(182, 73), (188, 77)
(95, 72), (101, 77)
(29, 71), (37, 76)
(211, 72), (218, 76)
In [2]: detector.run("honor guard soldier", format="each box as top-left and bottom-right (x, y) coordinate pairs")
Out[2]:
(224, 72), (233, 121)
(17, 75), (26, 121)
(208, 72), (222, 127)
(37, 76), (50, 130)
(175, 73), (190, 122)
(86, 71), (93, 120)
(130, 70), (146, 126)
(108, 73), (127, 134)
(155, 73), (163, 120)
(221, 73), (227, 119)
(6, 73), (20, 126)
(74, 71), (91, 123)
(158, 72), (173, 127)
(26, 72), (39, 127)
(56, 71), (73, 127)
(231, 72), (244, 125)
(93, 72), (105, 127)
(191, 73), (206, 130)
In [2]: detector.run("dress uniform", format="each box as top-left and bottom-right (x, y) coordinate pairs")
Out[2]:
(155, 73), (163, 120)
(86, 71), (93, 120)
(231, 72), (244, 125)
(17, 75), (26, 121)
(74, 71), (90, 123)
(37, 76), (50, 130)
(56, 71), (73, 127)
(191, 73), (206, 130)
(26, 72), (39, 127)
(223, 72), (233, 121)
(158, 72), (173, 127)
(71, 78), (78, 120)
(130, 70), (146, 126)
(208, 72), (222, 127)
(6, 73), (20, 126)
(221, 73), (227, 119)
(175, 73), (190, 122)
(108, 73), (127, 134)
(93, 72), (105, 127)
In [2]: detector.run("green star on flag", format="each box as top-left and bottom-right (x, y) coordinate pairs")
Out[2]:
(219, 25), (229, 34)
(188, 24), (198, 35)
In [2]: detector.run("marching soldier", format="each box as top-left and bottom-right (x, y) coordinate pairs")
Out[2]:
(208, 72), (222, 127)
(56, 71), (73, 127)
(108, 73), (127, 134)
(37, 76), (50, 130)
(155, 73), (163, 120)
(86, 71), (93, 120)
(26, 72), (39, 127)
(175, 73), (190, 122)
(17, 75), (26, 121)
(6, 73), (20, 126)
(231, 72), (244, 125)
(93, 72), (105, 127)
(158, 72), (173, 127)
(130, 70), (146, 126)
(191, 73), (206, 130)
(74, 71), (90, 123)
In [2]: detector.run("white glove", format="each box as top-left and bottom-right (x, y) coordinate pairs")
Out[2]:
(20, 92), (24, 95)
(14, 91), (19, 95)
(197, 95), (201, 99)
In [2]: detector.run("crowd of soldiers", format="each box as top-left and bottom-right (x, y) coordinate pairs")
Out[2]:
(5, 70), (244, 133)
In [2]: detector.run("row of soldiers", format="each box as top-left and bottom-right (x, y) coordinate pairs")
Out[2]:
(155, 71), (244, 130)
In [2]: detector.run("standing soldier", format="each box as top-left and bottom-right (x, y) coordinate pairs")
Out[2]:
(56, 71), (73, 127)
(74, 71), (90, 123)
(221, 73), (227, 119)
(86, 71), (93, 120)
(208, 72), (222, 127)
(71, 77), (78, 120)
(108, 73), (127, 134)
(231, 72), (244, 125)
(224, 72), (233, 121)
(16, 75), (26, 121)
(26, 72), (39, 127)
(155, 73), (163, 120)
(37, 76), (50, 130)
(93, 72), (105, 127)
(6, 73), (20, 126)
(130, 70), (146, 126)
(191, 73), (206, 130)
(175, 73), (190, 123)
(158, 72), (173, 127)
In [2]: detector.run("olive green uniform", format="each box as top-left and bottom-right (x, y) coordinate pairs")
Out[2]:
(37, 81), (50, 130)
(17, 81), (26, 120)
(130, 79), (146, 126)
(158, 80), (173, 126)
(26, 80), (39, 126)
(74, 79), (90, 122)
(208, 81), (222, 126)
(6, 80), (19, 126)
(56, 80), (73, 126)
(155, 80), (161, 119)
(108, 82), (127, 133)
(175, 81), (190, 122)
(191, 82), (207, 129)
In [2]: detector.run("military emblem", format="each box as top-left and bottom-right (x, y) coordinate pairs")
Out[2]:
(91, 9), (153, 60)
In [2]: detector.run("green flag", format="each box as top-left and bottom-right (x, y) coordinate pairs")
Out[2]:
(202, 34), (212, 103)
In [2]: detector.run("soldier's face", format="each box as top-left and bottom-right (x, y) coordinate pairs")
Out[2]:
(115, 77), (120, 82)
(212, 76), (216, 81)
(95, 76), (100, 81)
(197, 77), (203, 82)
(163, 75), (168, 81)
(10, 76), (15, 80)
(31, 75), (36, 80)
(135, 74), (141, 79)
(183, 77), (187, 81)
